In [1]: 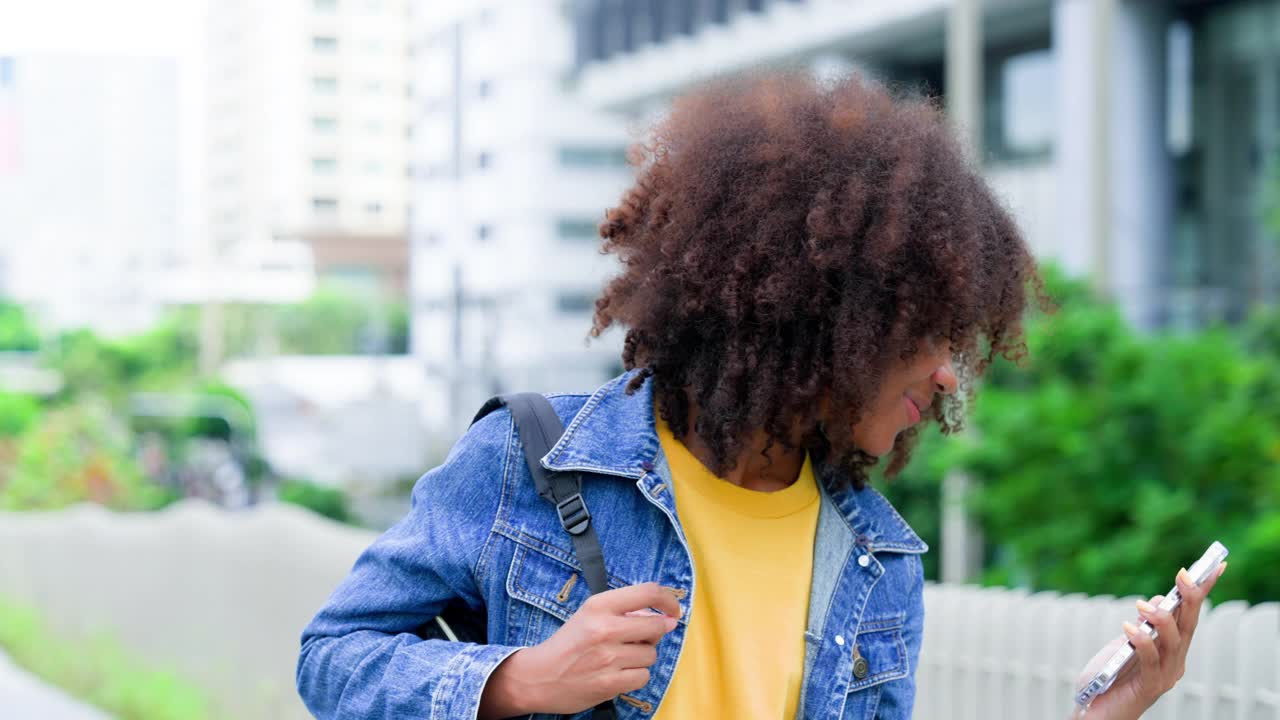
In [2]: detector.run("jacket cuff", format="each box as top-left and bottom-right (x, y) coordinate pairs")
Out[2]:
(429, 643), (526, 720)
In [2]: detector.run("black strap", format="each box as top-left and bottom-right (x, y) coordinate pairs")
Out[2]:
(472, 393), (617, 720)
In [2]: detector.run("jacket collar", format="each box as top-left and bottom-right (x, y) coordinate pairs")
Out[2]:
(542, 369), (926, 554)
(543, 369), (657, 481)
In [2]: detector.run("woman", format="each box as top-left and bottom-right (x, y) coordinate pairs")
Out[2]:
(297, 73), (1219, 719)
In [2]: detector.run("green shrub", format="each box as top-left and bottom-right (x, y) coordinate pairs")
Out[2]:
(0, 301), (40, 351)
(42, 318), (197, 401)
(0, 403), (174, 511)
(0, 391), (42, 437)
(278, 477), (353, 524)
(0, 596), (210, 720)
(907, 267), (1280, 603)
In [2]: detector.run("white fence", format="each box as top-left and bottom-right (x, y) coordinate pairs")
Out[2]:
(0, 501), (1276, 719)
(915, 586), (1280, 720)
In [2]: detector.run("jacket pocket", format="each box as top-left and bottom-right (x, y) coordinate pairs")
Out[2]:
(505, 541), (629, 628)
(847, 615), (910, 693)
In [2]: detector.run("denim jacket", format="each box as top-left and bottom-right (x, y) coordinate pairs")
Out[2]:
(297, 370), (927, 720)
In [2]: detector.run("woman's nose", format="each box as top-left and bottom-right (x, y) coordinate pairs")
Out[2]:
(933, 360), (958, 395)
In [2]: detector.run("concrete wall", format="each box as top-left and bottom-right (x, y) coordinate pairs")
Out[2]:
(1, 501), (1276, 719)
(0, 501), (377, 720)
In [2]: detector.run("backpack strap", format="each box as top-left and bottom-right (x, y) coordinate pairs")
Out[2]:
(472, 393), (617, 720)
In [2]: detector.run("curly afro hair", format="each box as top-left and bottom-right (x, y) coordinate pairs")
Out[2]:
(589, 71), (1042, 489)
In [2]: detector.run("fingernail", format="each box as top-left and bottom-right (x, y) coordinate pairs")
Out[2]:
(1136, 600), (1156, 615)
(1218, 562), (1228, 577)
(1122, 621), (1138, 638)
(665, 617), (678, 631)
(1177, 568), (1192, 587)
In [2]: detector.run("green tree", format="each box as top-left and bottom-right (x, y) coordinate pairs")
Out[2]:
(0, 301), (40, 351)
(879, 267), (1280, 603)
(275, 285), (374, 354)
(42, 318), (198, 401)
(937, 269), (1280, 603)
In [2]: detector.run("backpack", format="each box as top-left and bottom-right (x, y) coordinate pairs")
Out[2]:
(428, 393), (616, 719)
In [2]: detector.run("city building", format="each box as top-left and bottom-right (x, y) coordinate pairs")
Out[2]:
(570, 0), (1280, 329)
(205, 0), (412, 300)
(0, 54), (182, 334)
(409, 0), (635, 435)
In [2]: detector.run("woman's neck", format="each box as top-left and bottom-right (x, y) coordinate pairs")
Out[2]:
(679, 396), (806, 493)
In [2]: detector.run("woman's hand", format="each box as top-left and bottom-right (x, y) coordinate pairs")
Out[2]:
(478, 582), (681, 719)
(1070, 563), (1226, 720)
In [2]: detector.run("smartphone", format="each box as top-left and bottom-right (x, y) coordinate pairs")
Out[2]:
(1074, 541), (1229, 709)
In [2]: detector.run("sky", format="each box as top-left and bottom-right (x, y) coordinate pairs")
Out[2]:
(0, 0), (205, 57)
(0, 0), (210, 255)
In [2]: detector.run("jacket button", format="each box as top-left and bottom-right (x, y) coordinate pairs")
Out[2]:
(858, 554), (870, 568)
(853, 655), (870, 680)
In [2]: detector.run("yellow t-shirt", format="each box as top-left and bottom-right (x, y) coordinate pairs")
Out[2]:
(653, 408), (820, 719)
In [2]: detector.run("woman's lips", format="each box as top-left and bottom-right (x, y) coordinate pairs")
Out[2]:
(904, 395), (921, 425)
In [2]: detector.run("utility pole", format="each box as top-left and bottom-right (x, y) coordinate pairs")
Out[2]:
(942, 0), (985, 585)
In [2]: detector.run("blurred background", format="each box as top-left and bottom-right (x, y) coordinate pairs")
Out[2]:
(0, 0), (1276, 718)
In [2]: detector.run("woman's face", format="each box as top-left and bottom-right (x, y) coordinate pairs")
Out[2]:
(849, 338), (958, 457)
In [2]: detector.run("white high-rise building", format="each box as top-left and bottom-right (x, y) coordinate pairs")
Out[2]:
(409, 0), (635, 435)
(0, 55), (180, 334)
(205, 0), (411, 297)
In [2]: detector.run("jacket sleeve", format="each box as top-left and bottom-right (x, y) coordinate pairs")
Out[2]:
(296, 410), (523, 720)
(876, 553), (925, 718)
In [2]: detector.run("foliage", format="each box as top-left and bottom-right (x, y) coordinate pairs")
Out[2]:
(177, 380), (257, 443)
(277, 284), (376, 353)
(900, 266), (1280, 603)
(0, 403), (176, 511)
(42, 317), (198, 401)
(192, 289), (409, 359)
(386, 297), (410, 354)
(0, 301), (40, 351)
(0, 391), (42, 437)
(0, 596), (210, 720)
(877, 424), (950, 581)
(278, 477), (354, 524)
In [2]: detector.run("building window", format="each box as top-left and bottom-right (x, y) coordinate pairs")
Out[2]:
(558, 146), (629, 168)
(314, 0), (338, 9)
(312, 115), (338, 132)
(313, 197), (339, 213)
(476, 79), (492, 98)
(362, 79), (382, 94)
(364, 118), (384, 134)
(313, 36), (339, 53)
(365, 202), (383, 215)
(985, 48), (1054, 160)
(313, 75), (339, 94)
(363, 160), (383, 175)
(556, 292), (596, 314)
(476, 151), (492, 170)
(556, 218), (599, 242)
(312, 156), (338, 174)
(476, 224), (492, 242)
